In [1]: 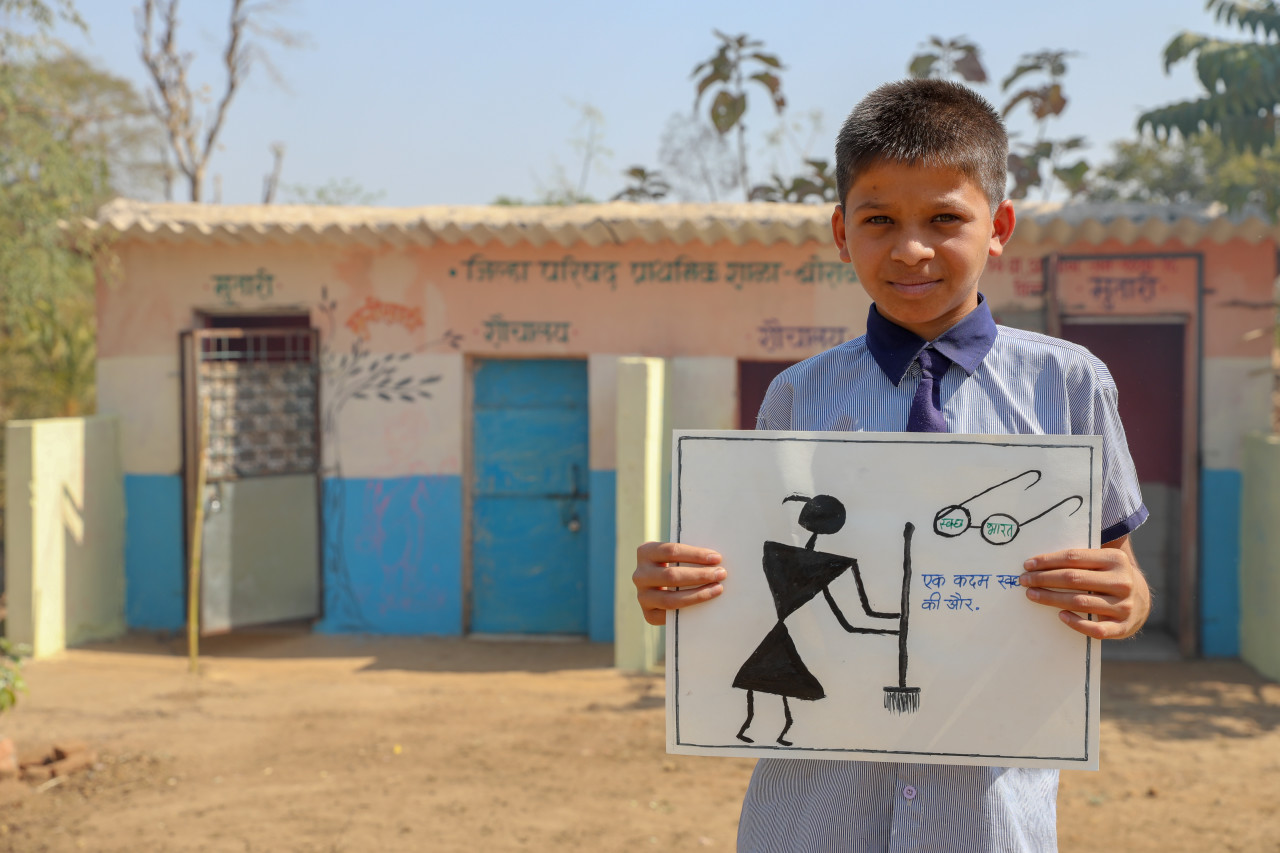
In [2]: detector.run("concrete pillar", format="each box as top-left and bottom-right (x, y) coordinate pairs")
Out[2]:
(614, 357), (668, 672)
(4, 417), (126, 658)
(669, 357), (736, 433)
(1240, 432), (1280, 681)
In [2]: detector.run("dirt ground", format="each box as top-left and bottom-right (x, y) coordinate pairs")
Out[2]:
(0, 632), (1275, 853)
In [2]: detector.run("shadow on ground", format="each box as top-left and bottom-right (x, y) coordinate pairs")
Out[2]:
(1103, 659), (1280, 741)
(71, 628), (617, 674)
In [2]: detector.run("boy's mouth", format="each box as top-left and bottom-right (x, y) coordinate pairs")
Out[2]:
(889, 278), (941, 293)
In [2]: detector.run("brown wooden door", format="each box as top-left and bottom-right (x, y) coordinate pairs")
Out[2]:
(738, 361), (799, 429)
(1059, 321), (1185, 634)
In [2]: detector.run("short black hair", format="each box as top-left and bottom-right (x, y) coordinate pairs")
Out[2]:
(835, 79), (1007, 212)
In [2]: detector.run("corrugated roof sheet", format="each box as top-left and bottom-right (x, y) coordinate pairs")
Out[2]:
(92, 198), (1280, 248)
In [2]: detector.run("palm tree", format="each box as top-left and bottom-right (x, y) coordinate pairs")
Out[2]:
(1139, 0), (1280, 153)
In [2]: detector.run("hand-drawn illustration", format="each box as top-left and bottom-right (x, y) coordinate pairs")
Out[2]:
(733, 494), (919, 746)
(344, 295), (426, 339)
(316, 285), (460, 630)
(670, 431), (1102, 769)
(933, 469), (1083, 545)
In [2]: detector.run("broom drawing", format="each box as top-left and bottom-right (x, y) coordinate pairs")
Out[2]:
(732, 498), (923, 747)
(883, 521), (921, 714)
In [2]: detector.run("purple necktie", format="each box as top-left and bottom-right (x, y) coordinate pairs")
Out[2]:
(906, 347), (950, 433)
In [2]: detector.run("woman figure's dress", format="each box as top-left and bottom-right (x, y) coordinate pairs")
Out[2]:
(733, 541), (856, 701)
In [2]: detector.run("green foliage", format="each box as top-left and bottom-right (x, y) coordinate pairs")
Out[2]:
(0, 48), (147, 419)
(612, 166), (670, 201)
(283, 177), (385, 206)
(907, 36), (988, 83)
(0, 5), (157, 540)
(0, 57), (106, 314)
(1087, 130), (1280, 218)
(0, 0), (84, 51)
(692, 30), (786, 200)
(0, 295), (96, 418)
(0, 639), (30, 715)
(998, 50), (1087, 200)
(907, 37), (1088, 200)
(749, 158), (837, 203)
(1139, 0), (1280, 153)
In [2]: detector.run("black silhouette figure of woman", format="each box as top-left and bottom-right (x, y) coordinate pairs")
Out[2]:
(733, 494), (902, 746)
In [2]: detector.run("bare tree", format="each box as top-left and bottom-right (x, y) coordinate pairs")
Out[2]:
(657, 111), (737, 202)
(261, 141), (284, 203)
(136, 0), (301, 202)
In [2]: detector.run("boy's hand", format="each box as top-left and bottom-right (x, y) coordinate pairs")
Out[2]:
(634, 542), (726, 626)
(1019, 535), (1150, 639)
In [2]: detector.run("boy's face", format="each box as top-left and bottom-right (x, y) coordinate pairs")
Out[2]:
(831, 160), (1015, 341)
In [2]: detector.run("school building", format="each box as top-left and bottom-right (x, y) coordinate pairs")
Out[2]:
(86, 199), (1277, 659)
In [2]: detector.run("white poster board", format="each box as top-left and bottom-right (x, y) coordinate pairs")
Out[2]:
(666, 430), (1102, 770)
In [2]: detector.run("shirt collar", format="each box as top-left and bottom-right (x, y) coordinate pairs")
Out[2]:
(865, 293), (998, 387)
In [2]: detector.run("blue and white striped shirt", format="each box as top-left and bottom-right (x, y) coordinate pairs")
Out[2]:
(741, 296), (1146, 853)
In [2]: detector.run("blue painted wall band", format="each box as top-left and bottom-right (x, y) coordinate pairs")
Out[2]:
(589, 469), (618, 643)
(123, 474), (186, 631)
(316, 475), (464, 635)
(1200, 468), (1242, 657)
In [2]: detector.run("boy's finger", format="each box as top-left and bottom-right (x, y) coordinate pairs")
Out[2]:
(634, 562), (727, 590)
(1058, 610), (1134, 640)
(1018, 567), (1128, 596)
(637, 541), (722, 567)
(1023, 549), (1123, 571)
(1022, 587), (1121, 617)
(637, 582), (724, 614)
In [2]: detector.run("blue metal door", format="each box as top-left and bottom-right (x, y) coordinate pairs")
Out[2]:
(472, 359), (589, 634)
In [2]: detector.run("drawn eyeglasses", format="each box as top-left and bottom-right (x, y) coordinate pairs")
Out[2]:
(933, 469), (1084, 546)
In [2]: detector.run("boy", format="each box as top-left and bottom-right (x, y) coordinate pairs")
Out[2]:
(634, 79), (1151, 852)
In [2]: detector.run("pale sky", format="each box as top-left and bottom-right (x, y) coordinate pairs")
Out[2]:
(59, 1), (1242, 206)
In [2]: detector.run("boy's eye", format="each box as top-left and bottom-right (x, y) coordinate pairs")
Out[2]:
(865, 215), (891, 225)
(933, 213), (960, 223)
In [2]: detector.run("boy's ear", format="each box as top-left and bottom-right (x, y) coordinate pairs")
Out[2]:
(989, 200), (1016, 257)
(831, 204), (852, 262)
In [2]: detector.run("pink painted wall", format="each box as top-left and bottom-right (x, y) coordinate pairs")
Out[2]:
(97, 226), (1277, 484)
(98, 241), (870, 363)
(99, 228), (1276, 363)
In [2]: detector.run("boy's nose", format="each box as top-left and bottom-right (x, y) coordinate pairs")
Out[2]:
(890, 233), (935, 265)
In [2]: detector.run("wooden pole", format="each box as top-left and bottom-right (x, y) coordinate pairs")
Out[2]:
(187, 396), (210, 674)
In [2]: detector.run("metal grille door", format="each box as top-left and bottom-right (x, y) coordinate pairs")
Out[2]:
(183, 328), (322, 634)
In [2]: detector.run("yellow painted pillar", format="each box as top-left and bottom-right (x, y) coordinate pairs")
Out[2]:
(4, 421), (40, 655)
(1240, 432), (1280, 681)
(614, 357), (669, 672)
(4, 417), (126, 659)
